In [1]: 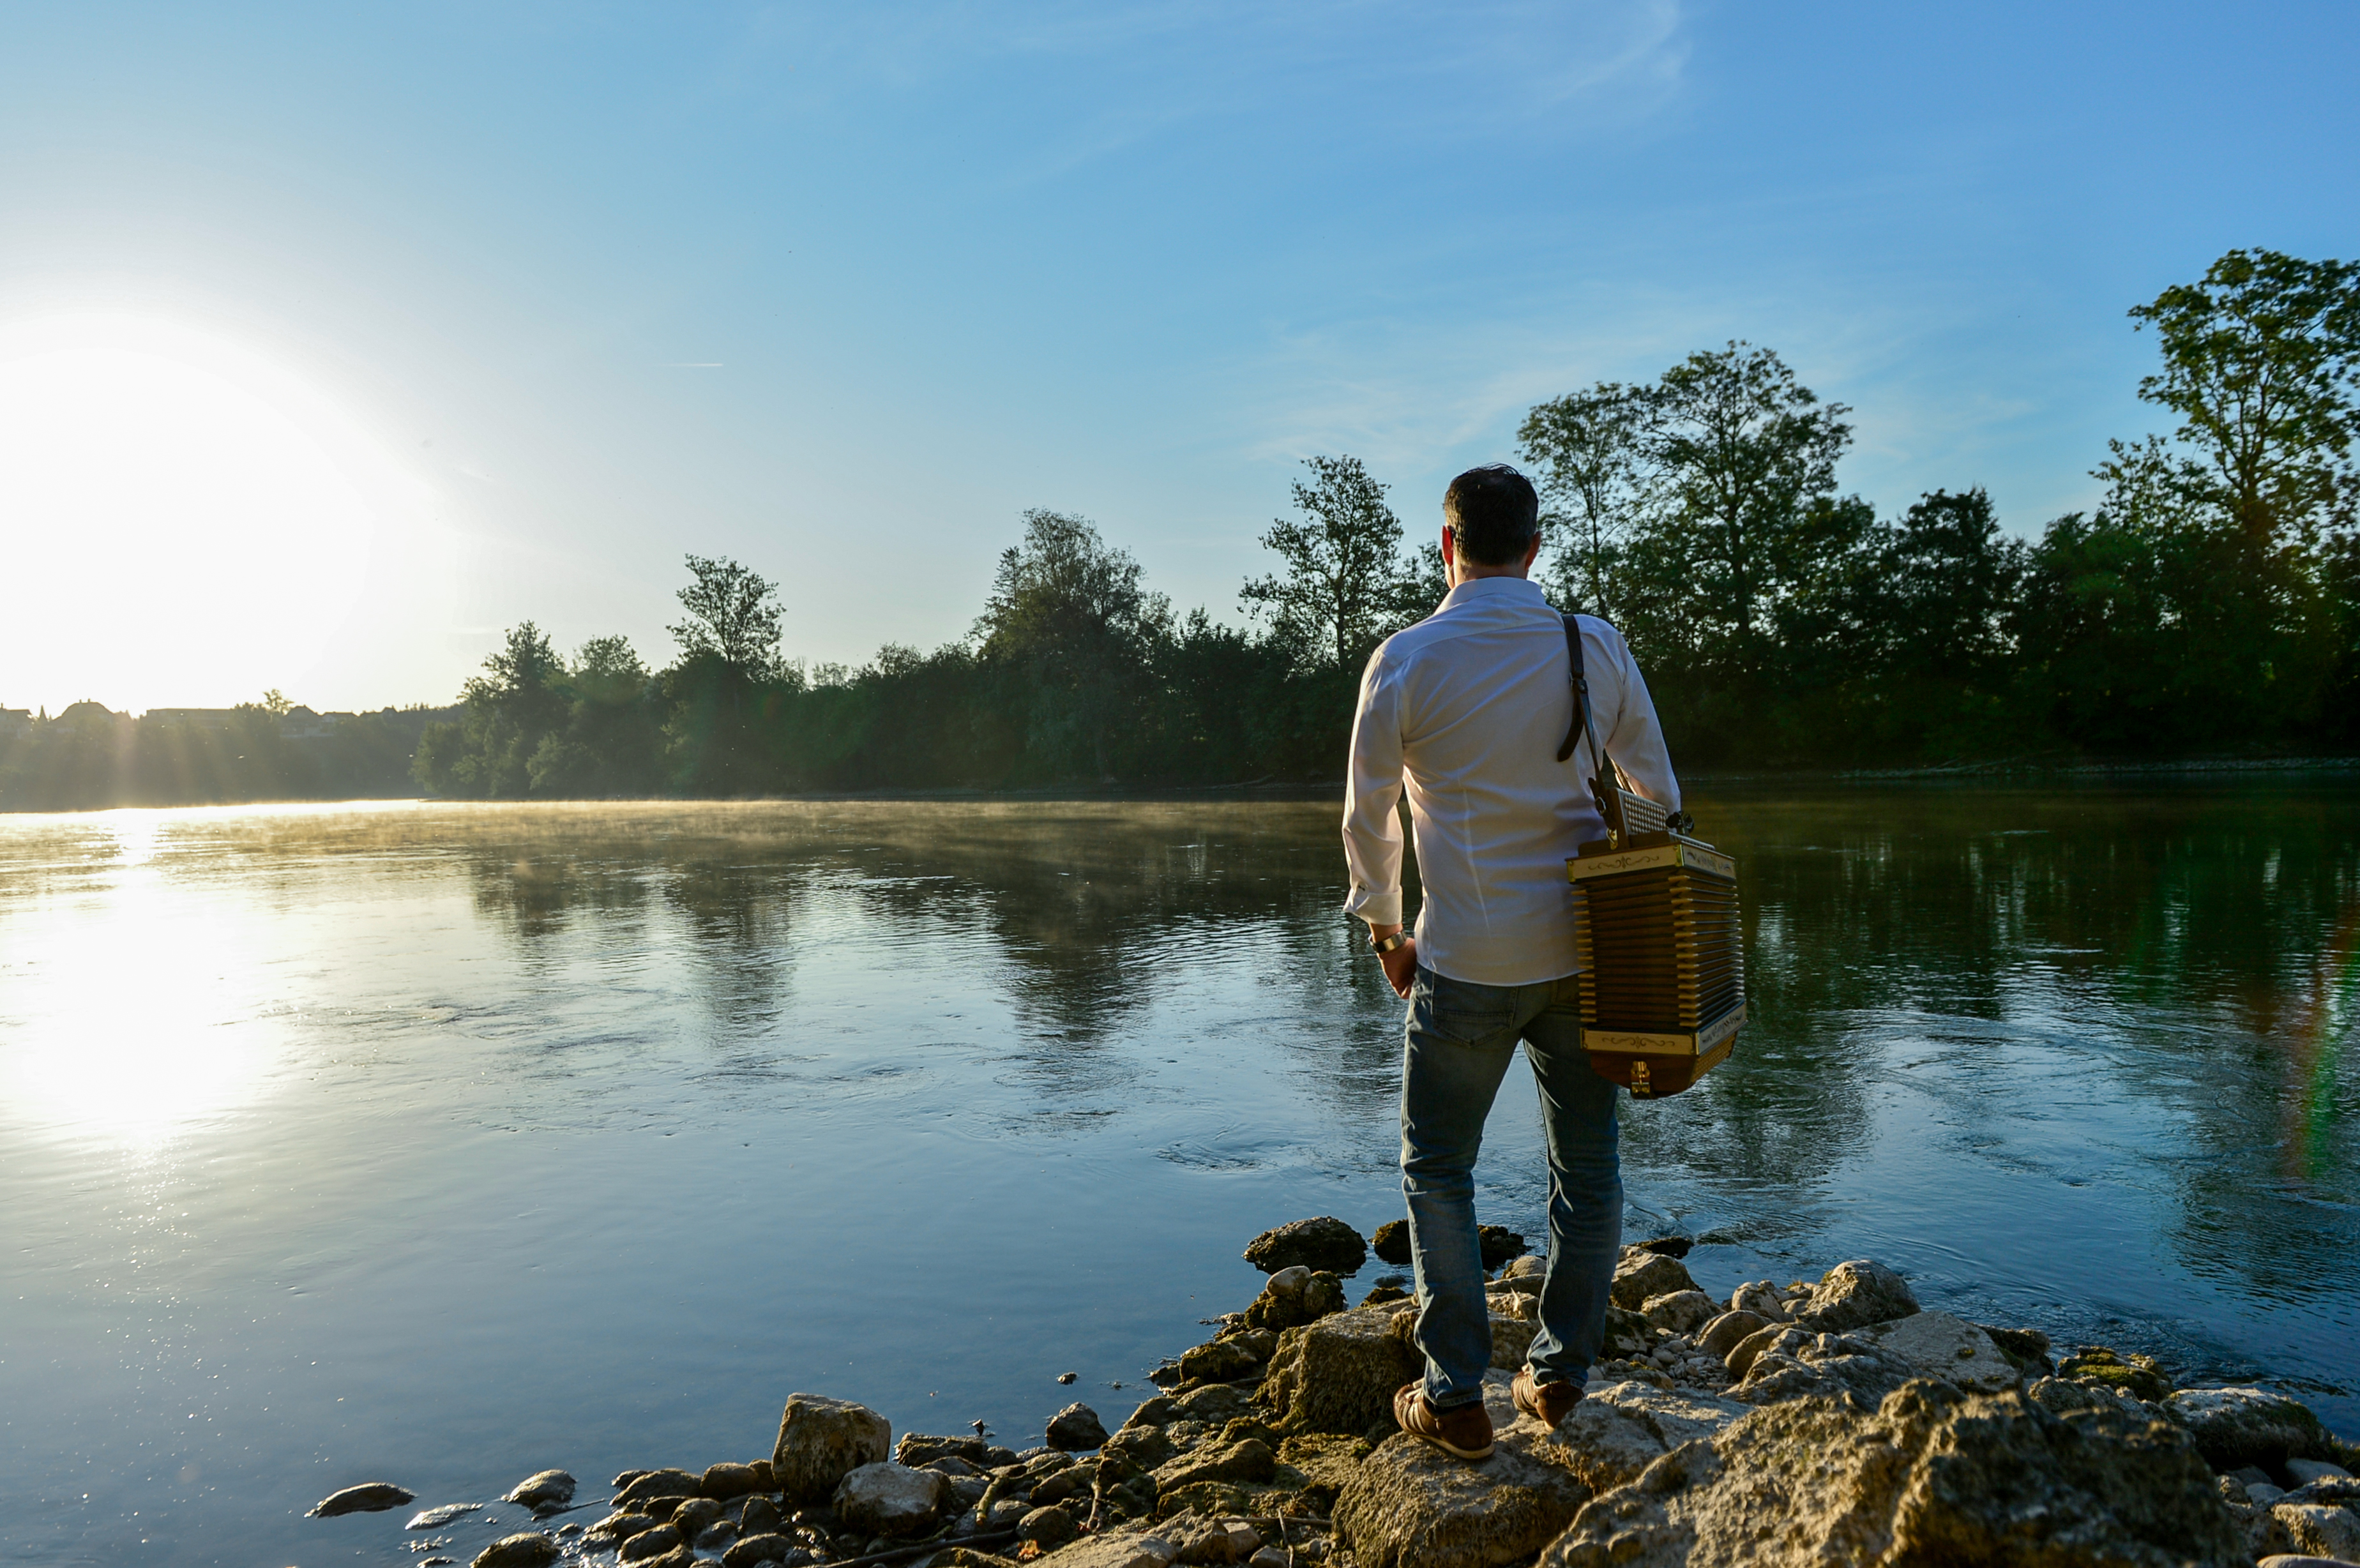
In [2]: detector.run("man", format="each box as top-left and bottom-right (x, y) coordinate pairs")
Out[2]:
(1343, 464), (1679, 1460)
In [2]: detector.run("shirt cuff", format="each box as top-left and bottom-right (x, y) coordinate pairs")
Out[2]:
(1343, 884), (1403, 926)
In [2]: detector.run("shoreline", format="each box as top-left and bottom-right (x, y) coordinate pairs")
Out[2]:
(322, 1218), (2360, 1568)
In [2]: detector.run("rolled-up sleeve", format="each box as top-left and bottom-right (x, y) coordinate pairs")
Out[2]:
(1601, 624), (1681, 813)
(1342, 648), (1405, 926)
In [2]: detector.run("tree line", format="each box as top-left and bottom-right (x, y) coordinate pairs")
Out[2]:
(4, 246), (2354, 809)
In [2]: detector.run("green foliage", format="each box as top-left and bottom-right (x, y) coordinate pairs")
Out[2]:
(1239, 456), (1432, 672)
(11, 248), (2358, 814)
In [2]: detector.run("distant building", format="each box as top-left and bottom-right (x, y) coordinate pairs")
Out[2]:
(0, 708), (30, 740)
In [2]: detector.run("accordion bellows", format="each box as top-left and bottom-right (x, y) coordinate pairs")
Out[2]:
(1568, 790), (1745, 1099)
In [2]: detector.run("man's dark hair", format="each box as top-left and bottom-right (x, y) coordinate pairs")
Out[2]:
(1443, 465), (1540, 566)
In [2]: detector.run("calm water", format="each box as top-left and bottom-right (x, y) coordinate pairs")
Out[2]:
(2, 786), (2356, 1567)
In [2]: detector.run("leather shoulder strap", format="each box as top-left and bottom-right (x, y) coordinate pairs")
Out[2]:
(1557, 613), (1600, 769)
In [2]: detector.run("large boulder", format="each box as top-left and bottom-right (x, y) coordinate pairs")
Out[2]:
(1047, 1404), (1110, 1451)
(1696, 1311), (1769, 1361)
(2273, 1502), (2360, 1561)
(700, 1463), (761, 1500)
(1731, 1327), (1924, 1408)
(1727, 1281), (1787, 1322)
(615, 1470), (702, 1508)
(775, 1394), (893, 1504)
(1336, 1429), (1590, 1568)
(1849, 1311), (2019, 1395)
(473, 1536), (561, 1568)
(1152, 1438), (1277, 1493)
(1789, 1260), (1918, 1333)
(1244, 1217), (1368, 1276)
(504, 1471), (575, 1509)
(1640, 1291), (1717, 1336)
(1489, 1315), (1538, 1373)
(1372, 1219), (1413, 1267)
(307, 1483), (417, 1517)
(1180, 1339), (1264, 1385)
(1540, 1381), (2246, 1568)
(1609, 1252), (1697, 1311)
(898, 1434), (992, 1467)
(1478, 1226), (1528, 1270)
(1259, 1302), (1422, 1435)
(2165, 1387), (2340, 1471)
(1244, 1267), (1349, 1332)
(833, 1462), (949, 1537)
(1539, 1381), (1749, 1494)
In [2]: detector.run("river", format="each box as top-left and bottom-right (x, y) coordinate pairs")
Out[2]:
(1, 783), (2354, 1566)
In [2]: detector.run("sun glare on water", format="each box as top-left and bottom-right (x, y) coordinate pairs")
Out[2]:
(0, 312), (427, 712)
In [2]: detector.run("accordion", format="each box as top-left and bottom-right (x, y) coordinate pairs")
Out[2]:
(1555, 617), (1743, 1099)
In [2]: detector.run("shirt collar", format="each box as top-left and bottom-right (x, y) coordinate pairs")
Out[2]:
(1438, 575), (1549, 612)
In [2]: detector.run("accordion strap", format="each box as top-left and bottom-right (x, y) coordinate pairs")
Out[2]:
(1556, 613), (1603, 774)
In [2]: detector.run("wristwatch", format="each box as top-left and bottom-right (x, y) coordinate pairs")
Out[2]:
(1369, 928), (1410, 955)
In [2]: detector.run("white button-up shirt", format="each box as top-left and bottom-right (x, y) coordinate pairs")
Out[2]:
(1342, 575), (1680, 988)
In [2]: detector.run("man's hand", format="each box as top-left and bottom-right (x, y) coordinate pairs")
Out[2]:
(1370, 923), (1418, 999)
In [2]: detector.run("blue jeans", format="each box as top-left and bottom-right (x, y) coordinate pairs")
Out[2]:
(1399, 965), (1622, 1410)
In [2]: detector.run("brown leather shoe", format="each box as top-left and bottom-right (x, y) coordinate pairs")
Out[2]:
(1392, 1381), (1494, 1460)
(1511, 1368), (1584, 1427)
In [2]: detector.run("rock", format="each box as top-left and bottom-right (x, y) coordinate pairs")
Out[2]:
(1726, 1281), (1785, 1321)
(1038, 1533), (1184, 1568)
(1733, 1328), (1922, 1408)
(1718, 1322), (1787, 1379)
(1695, 1311), (1768, 1360)
(2059, 1345), (2173, 1401)
(702, 1463), (762, 1499)
(1628, 1236), (1691, 1259)
(1974, 1324), (2054, 1378)
(1335, 1428), (1590, 1568)
(1154, 1438), (1278, 1492)
(473, 1535), (561, 1568)
(931, 1552), (1027, 1568)
(1608, 1253), (1696, 1311)
(1181, 1340), (1265, 1385)
(1639, 1291), (1716, 1336)
(1047, 1404), (1110, 1451)
(900, 1434), (992, 1467)
(1247, 1549), (1289, 1568)
(1539, 1381), (1749, 1493)
(2258, 1558), (2360, 1568)
(1601, 1306), (1653, 1361)
(1501, 1255), (1546, 1280)
(834, 1463), (949, 1537)
(1105, 1426), (1179, 1470)
(1789, 1260), (1918, 1333)
(2167, 1387), (2340, 1474)
(1478, 1227), (1527, 1269)
(1019, 1504), (1082, 1549)
(775, 1394), (893, 1504)
(1372, 1220), (1413, 1267)
(620, 1525), (683, 1562)
(671, 1498), (726, 1542)
(1490, 1315), (1538, 1372)
(616, 1469), (704, 1507)
(724, 1534), (794, 1568)
(1246, 1270), (1347, 1332)
(2288, 1459), (2356, 1484)
(1170, 1516), (1261, 1564)
(1850, 1310), (2018, 1394)
(612, 1470), (649, 1488)
(307, 1482), (418, 1517)
(2216, 1476), (2299, 1559)
(1174, 1383), (1259, 1424)
(697, 1520), (739, 1551)
(1123, 1396), (1180, 1430)
(1540, 1380), (2245, 1568)
(1245, 1217), (1369, 1276)
(1257, 1304), (1422, 1435)
(504, 1471), (575, 1509)
(2274, 1503), (2360, 1561)
(585, 1512), (657, 1545)
(738, 1496), (783, 1535)
(407, 1504), (484, 1529)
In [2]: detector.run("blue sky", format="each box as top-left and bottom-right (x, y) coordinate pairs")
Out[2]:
(2, 2), (2356, 711)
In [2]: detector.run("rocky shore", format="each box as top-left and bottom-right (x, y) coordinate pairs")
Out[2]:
(318, 1217), (2360, 1568)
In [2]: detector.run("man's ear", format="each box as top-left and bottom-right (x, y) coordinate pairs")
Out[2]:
(1521, 531), (1542, 570)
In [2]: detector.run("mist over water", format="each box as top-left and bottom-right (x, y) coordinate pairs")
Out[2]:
(1, 785), (2354, 1567)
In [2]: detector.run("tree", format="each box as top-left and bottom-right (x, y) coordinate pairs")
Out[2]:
(2128, 248), (2360, 548)
(974, 509), (1169, 779)
(414, 621), (570, 797)
(1240, 456), (1413, 671)
(670, 554), (783, 679)
(1517, 384), (1651, 617)
(1640, 342), (1852, 674)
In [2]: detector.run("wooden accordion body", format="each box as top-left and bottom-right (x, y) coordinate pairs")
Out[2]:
(1568, 780), (1744, 1099)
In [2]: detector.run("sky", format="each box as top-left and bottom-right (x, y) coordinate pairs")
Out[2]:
(1, 1), (2355, 715)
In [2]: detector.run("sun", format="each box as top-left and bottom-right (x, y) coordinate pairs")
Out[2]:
(0, 313), (422, 714)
